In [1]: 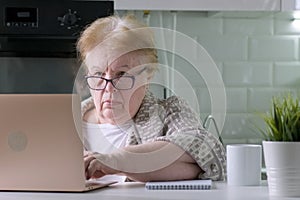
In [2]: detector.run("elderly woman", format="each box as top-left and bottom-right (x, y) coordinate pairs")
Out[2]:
(77, 15), (226, 183)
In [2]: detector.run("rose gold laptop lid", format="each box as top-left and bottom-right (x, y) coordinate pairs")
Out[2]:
(0, 94), (114, 192)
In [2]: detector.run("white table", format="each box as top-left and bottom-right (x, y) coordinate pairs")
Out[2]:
(0, 181), (298, 200)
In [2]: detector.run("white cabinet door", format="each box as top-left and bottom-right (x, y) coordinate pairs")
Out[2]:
(114, 0), (281, 11)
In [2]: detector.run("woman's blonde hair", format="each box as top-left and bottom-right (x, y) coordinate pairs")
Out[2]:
(77, 15), (158, 77)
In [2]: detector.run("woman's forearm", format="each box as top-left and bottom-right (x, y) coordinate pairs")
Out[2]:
(124, 155), (202, 182)
(107, 141), (203, 182)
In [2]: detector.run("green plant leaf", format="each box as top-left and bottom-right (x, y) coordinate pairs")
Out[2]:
(256, 92), (300, 141)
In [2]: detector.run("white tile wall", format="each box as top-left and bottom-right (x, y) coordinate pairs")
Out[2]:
(275, 19), (300, 35)
(225, 88), (247, 113)
(249, 36), (299, 61)
(198, 35), (248, 61)
(247, 88), (287, 112)
(224, 18), (273, 35)
(274, 62), (300, 86)
(176, 12), (223, 36)
(129, 11), (300, 144)
(223, 62), (273, 86)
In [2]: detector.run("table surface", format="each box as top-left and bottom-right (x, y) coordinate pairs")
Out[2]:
(0, 181), (298, 200)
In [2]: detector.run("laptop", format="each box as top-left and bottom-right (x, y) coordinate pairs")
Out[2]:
(0, 94), (116, 192)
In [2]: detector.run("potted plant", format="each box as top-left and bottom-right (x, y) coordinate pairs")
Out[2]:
(259, 93), (300, 197)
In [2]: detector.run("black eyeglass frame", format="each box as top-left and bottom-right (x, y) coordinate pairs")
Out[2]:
(85, 75), (135, 91)
(84, 67), (148, 91)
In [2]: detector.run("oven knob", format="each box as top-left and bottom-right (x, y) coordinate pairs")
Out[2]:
(58, 9), (81, 29)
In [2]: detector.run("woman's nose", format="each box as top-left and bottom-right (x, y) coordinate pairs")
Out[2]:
(102, 72), (117, 93)
(104, 80), (116, 93)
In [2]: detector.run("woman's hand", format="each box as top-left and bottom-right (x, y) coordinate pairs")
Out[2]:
(84, 152), (119, 180)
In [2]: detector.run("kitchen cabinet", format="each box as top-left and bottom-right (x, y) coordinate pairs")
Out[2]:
(114, 0), (300, 12)
(114, 0), (281, 11)
(282, 0), (300, 10)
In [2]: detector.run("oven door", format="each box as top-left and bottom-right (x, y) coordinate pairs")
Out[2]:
(0, 57), (78, 93)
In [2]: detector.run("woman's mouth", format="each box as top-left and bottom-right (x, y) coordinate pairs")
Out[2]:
(101, 100), (122, 108)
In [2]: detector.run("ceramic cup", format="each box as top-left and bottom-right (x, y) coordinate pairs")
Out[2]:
(227, 144), (262, 186)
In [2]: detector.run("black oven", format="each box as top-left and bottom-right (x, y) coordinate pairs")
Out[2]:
(0, 0), (113, 93)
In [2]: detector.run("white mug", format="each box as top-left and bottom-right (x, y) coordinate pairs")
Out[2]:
(226, 144), (262, 186)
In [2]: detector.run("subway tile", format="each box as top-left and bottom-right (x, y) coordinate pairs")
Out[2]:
(226, 88), (247, 113)
(176, 12), (223, 37)
(221, 114), (257, 139)
(191, 61), (224, 87)
(248, 88), (276, 112)
(273, 12), (294, 20)
(173, 56), (223, 88)
(196, 87), (227, 114)
(224, 18), (273, 35)
(223, 62), (272, 86)
(198, 35), (247, 61)
(274, 62), (300, 87)
(249, 36), (299, 61)
(275, 19), (300, 35)
(173, 56), (205, 87)
(247, 88), (295, 112)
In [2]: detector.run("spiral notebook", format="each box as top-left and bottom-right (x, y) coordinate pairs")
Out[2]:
(145, 179), (212, 190)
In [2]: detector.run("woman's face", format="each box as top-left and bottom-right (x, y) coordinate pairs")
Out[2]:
(87, 52), (149, 125)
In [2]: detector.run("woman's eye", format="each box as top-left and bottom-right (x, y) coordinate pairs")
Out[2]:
(116, 71), (127, 76)
(94, 72), (104, 76)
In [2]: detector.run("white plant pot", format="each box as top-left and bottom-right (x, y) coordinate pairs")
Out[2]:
(263, 141), (300, 197)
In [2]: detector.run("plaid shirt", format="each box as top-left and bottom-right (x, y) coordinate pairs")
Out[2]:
(81, 91), (226, 181)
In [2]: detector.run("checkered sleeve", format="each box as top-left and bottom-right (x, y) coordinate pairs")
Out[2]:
(155, 96), (226, 181)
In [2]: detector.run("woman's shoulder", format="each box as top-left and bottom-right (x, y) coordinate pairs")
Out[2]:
(143, 92), (193, 114)
(145, 91), (186, 106)
(159, 95), (190, 110)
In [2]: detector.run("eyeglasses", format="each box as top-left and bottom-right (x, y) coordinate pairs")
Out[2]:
(85, 75), (135, 90)
(85, 68), (147, 91)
